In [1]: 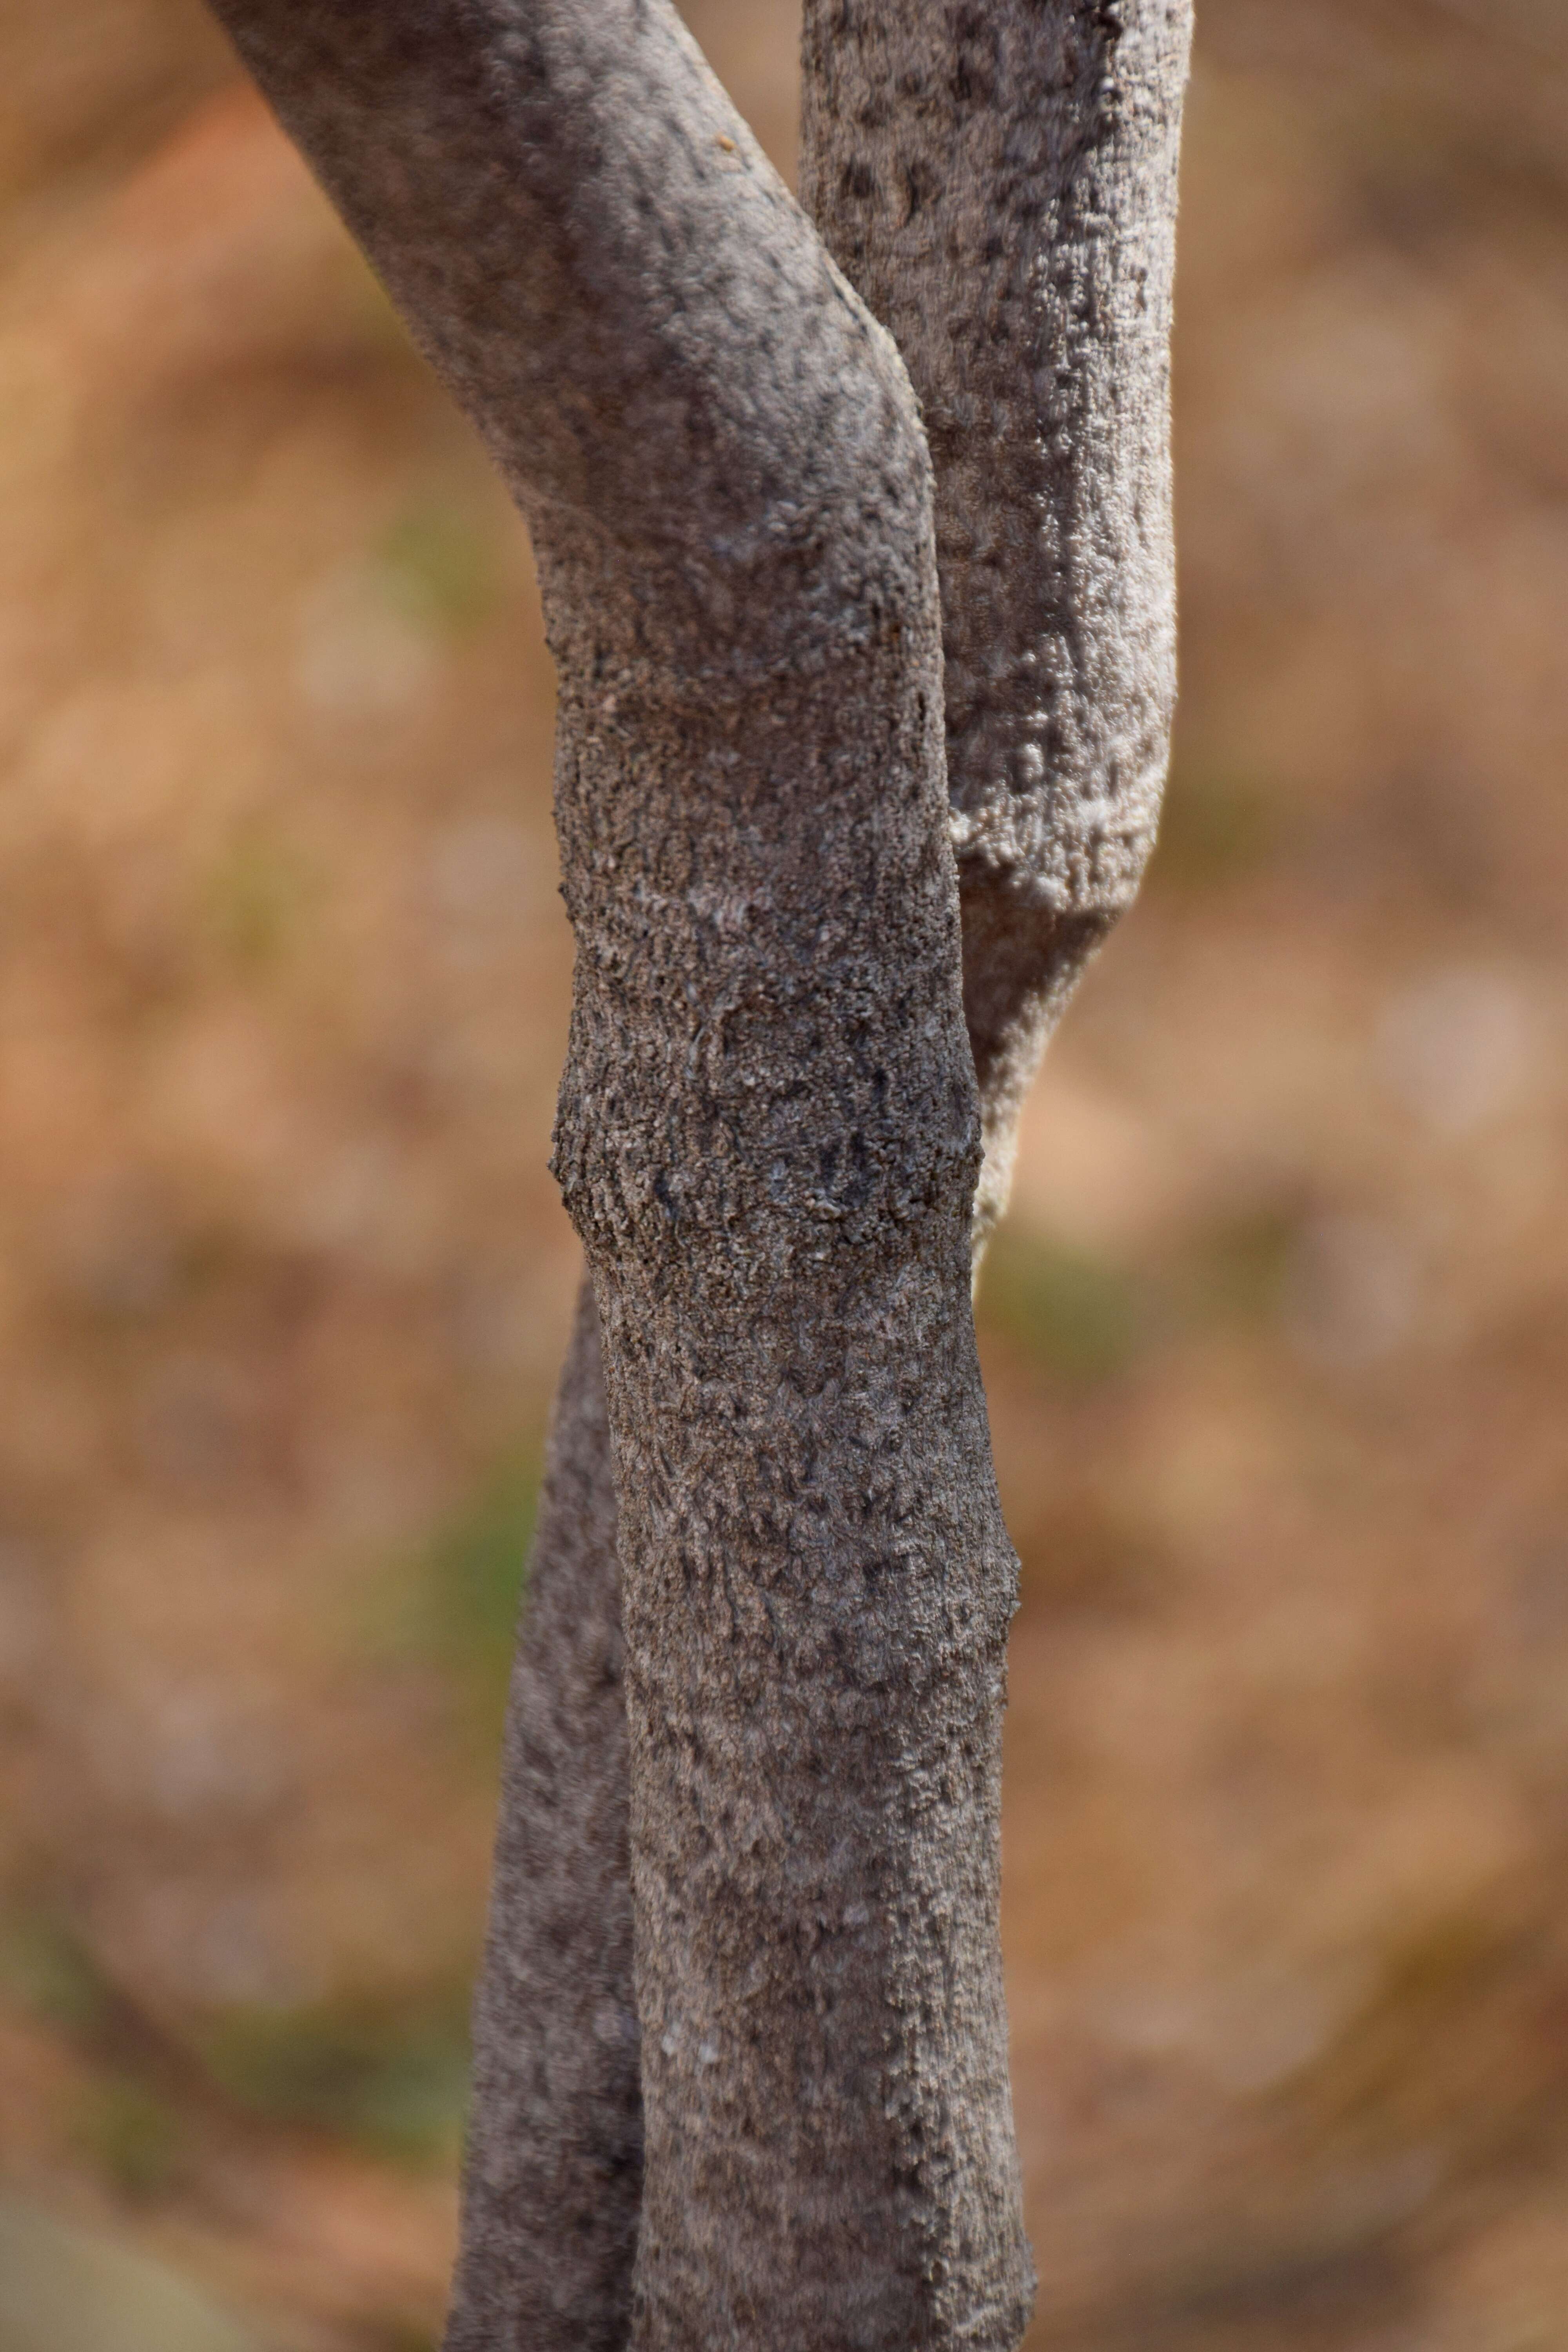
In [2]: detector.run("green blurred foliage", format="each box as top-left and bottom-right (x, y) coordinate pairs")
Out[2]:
(980, 1206), (1303, 1391)
(73, 2077), (185, 2201)
(979, 1229), (1150, 1388)
(4, 1909), (189, 2201)
(1175, 1206), (1298, 1327)
(203, 827), (319, 972)
(377, 505), (499, 637)
(425, 1454), (537, 1681)
(366, 1452), (537, 1756)
(200, 1989), (471, 2166)
(1152, 768), (1278, 890)
(0, 1910), (113, 2038)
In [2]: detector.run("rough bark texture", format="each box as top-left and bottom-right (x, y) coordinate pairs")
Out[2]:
(559, 558), (1030, 2350)
(204, 2), (1031, 2347)
(453, 11), (1196, 2340)
(454, 1279), (638, 2351)
(450, 11), (1197, 2317)
(802, 0), (1194, 1240)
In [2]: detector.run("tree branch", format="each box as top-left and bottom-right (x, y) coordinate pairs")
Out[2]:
(452, 1282), (637, 2350)
(449, 9), (1198, 2342)
(802, 0), (1194, 1242)
(206, 2), (1032, 2345)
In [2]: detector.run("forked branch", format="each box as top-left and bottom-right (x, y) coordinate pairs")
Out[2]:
(208, 0), (1034, 2345)
(205, 2), (1191, 2347)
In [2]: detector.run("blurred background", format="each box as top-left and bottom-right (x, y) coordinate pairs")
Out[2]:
(2, 1), (1566, 2345)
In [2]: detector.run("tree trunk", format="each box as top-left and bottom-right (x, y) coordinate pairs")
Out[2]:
(203, 2), (1190, 2346)
(451, 7), (1192, 2339)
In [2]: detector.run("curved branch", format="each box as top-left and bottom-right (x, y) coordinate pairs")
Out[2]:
(450, 11), (1193, 2332)
(801, 0), (1194, 1241)
(207, 3), (1031, 2345)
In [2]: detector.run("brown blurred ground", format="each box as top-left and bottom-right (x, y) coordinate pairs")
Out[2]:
(2, 3), (1567, 2347)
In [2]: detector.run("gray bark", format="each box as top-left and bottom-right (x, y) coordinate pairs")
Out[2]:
(455, 1281), (638, 2352)
(452, 11), (1192, 2341)
(802, 0), (1194, 1243)
(203, 2), (1190, 2345)
(205, 0), (1030, 2345)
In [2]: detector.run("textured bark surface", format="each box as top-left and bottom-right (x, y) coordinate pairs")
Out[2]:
(802, 0), (1193, 1239)
(550, 461), (1029, 2352)
(450, 1280), (637, 2352)
(204, 2), (1031, 2346)
(457, 13), (1198, 2341)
